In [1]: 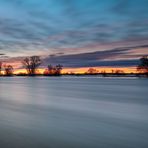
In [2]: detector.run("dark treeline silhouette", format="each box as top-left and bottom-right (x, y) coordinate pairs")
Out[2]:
(0, 56), (148, 77)
(85, 68), (98, 75)
(137, 56), (148, 76)
(44, 64), (63, 76)
(0, 61), (2, 75)
(22, 56), (63, 76)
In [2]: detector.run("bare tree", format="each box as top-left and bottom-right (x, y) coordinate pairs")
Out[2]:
(114, 69), (124, 74)
(85, 68), (98, 75)
(4, 65), (13, 76)
(47, 64), (54, 75)
(22, 56), (41, 75)
(137, 56), (148, 74)
(55, 64), (63, 75)
(44, 64), (63, 76)
(0, 61), (2, 75)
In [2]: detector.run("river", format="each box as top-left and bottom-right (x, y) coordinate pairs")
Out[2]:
(0, 77), (148, 148)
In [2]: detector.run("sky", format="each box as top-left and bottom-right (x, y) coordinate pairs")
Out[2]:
(0, 0), (148, 71)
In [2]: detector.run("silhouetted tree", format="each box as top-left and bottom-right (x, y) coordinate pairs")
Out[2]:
(111, 69), (114, 74)
(22, 56), (41, 75)
(44, 64), (63, 76)
(4, 65), (13, 76)
(114, 69), (124, 74)
(85, 68), (98, 74)
(55, 64), (63, 75)
(137, 56), (148, 75)
(0, 61), (2, 75)
(47, 64), (54, 74)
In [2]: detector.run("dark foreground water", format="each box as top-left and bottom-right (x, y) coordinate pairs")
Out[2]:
(0, 77), (148, 148)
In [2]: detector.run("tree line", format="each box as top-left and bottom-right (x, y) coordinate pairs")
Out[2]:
(85, 56), (148, 76)
(0, 56), (63, 76)
(0, 55), (148, 76)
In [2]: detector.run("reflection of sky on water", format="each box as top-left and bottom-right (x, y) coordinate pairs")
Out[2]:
(0, 77), (148, 147)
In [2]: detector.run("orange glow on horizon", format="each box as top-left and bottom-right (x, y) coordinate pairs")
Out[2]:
(14, 67), (137, 74)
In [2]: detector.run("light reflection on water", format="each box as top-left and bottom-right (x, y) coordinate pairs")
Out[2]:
(0, 77), (148, 148)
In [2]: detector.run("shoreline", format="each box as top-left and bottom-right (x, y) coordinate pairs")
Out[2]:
(0, 73), (148, 78)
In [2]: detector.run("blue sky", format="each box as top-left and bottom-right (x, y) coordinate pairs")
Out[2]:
(0, 0), (148, 68)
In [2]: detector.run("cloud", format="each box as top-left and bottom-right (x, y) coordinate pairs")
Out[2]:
(0, 0), (147, 68)
(1, 43), (148, 69)
(43, 45), (148, 67)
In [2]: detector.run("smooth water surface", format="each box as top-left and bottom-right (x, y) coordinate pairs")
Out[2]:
(0, 77), (148, 148)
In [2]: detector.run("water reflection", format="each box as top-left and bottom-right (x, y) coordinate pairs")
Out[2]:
(0, 77), (148, 148)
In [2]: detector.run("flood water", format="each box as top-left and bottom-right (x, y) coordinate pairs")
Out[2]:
(0, 77), (148, 148)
